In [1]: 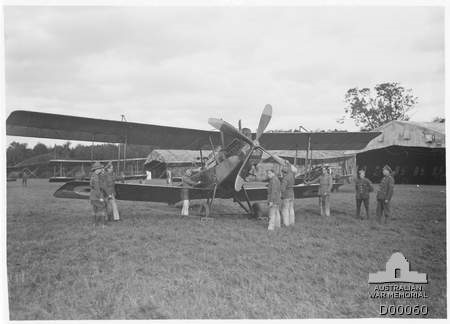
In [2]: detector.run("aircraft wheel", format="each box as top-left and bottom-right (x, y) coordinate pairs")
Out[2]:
(252, 203), (263, 219)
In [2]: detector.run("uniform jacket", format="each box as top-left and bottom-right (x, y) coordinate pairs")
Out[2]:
(267, 176), (281, 205)
(102, 172), (116, 196)
(180, 176), (198, 200)
(377, 175), (395, 201)
(318, 174), (333, 196)
(355, 177), (373, 199)
(281, 171), (295, 199)
(90, 172), (106, 201)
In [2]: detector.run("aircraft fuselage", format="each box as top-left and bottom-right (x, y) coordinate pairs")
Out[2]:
(187, 139), (260, 193)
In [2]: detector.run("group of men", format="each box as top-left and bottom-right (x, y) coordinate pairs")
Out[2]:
(318, 163), (395, 224)
(88, 158), (395, 227)
(355, 164), (395, 224)
(266, 163), (334, 231)
(266, 162), (296, 230)
(266, 163), (395, 230)
(89, 161), (120, 226)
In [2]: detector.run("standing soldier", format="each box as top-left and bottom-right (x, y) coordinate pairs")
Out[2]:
(267, 169), (281, 230)
(280, 162), (295, 226)
(103, 161), (120, 221)
(318, 165), (333, 217)
(355, 169), (373, 219)
(21, 169), (28, 187)
(90, 162), (107, 227)
(376, 165), (395, 224)
(180, 169), (200, 216)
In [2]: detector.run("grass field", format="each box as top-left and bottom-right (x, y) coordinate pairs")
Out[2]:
(6, 179), (446, 319)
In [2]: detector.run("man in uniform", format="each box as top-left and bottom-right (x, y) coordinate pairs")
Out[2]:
(318, 165), (333, 217)
(103, 161), (120, 221)
(267, 169), (281, 230)
(180, 169), (201, 216)
(376, 165), (395, 224)
(355, 169), (373, 219)
(280, 162), (295, 226)
(90, 162), (107, 226)
(21, 169), (28, 187)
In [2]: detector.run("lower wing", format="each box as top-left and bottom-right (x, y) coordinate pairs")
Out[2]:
(53, 181), (211, 204)
(54, 181), (345, 203)
(239, 183), (344, 201)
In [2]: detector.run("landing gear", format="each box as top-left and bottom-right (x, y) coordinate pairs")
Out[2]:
(234, 187), (259, 219)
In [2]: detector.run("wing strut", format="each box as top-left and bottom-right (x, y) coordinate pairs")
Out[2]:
(91, 135), (95, 161)
(207, 183), (218, 217)
(233, 194), (250, 214)
(117, 143), (121, 174)
(242, 187), (253, 215)
(233, 187), (253, 216)
(209, 136), (218, 163)
(121, 114), (128, 176)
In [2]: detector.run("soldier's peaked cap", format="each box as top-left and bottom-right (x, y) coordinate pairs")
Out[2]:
(91, 161), (103, 171)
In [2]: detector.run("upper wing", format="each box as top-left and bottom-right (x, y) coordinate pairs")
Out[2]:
(7, 110), (380, 150)
(259, 132), (381, 150)
(49, 158), (147, 165)
(53, 181), (212, 204)
(7, 110), (221, 150)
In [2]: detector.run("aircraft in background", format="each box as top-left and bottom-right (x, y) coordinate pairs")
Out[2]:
(6, 167), (38, 182)
(6, 105), (380, 218)
(48, 158), (147, 182)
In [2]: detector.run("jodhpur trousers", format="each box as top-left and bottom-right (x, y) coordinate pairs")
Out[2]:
(281, 198), (295, 226)
(91, 200), (107, 226)
(356, 198), (369, 219)
(181, 199), (189, 216)
(268, 205), (281, 230)
(106, 196), (120, 221)
(376, 199), (391, 223)
(319, 195), (330, 217)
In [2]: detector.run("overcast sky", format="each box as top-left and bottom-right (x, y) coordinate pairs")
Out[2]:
(4, 5), (445, 147)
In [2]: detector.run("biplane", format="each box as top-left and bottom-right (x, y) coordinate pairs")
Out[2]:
(6, 106), (380, 217)
(48, 158), (147, 182)
(6, 166), (38, 182)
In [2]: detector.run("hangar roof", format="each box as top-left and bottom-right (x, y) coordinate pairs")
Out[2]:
(402, 121), (445, 135)
(360, 120), (445, 152)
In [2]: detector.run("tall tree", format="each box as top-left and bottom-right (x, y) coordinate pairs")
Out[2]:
(7, 142), (31, 166)
(340, 82), (417, 130)
(32, 143), (49, 156)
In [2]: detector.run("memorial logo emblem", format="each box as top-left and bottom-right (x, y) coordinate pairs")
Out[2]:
(369, 252), (427, 284)
(368, 252), (429, 316)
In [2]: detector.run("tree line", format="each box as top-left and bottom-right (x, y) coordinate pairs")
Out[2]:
(7, 141), (153, 167)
